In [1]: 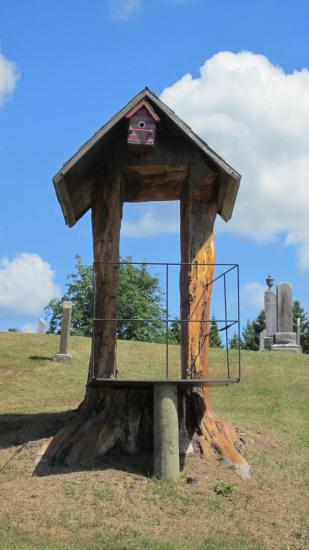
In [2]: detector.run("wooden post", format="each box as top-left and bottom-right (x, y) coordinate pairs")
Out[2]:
(91, 160), (123, 379)
(180, 181), (217, 380)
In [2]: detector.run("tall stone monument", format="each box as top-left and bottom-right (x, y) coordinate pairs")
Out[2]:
(53, 301), (73, 362)
(260, 277), (301, 352)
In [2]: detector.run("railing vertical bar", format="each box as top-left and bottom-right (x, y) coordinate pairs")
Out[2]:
(237, 264), (241, 380)
(166, 264), (169, 379)
(224, 273), (230, 378)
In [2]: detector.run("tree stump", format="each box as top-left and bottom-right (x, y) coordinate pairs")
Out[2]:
(36, 163), (250, 480)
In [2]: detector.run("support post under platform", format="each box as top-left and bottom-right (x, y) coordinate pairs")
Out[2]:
(153, 383), (180, 482)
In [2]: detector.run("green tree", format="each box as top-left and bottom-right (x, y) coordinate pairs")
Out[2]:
(229, 333), (242, 349)
(242, 310), (265, 351)
(117, 261), (164, 342)
(45, 256), (165, 342)
(168, 319), (181, 344)
(209, 315), (223, 348)
(293, 300), (309, 353)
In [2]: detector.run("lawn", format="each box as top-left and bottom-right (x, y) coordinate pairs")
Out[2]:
(0, 332), (308, 549)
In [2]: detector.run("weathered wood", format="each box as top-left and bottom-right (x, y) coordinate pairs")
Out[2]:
(180, 180), (217, 379)
(91, 157), (123, 379)
(180, 177), (250, 478)
(124, 167), (187, 202)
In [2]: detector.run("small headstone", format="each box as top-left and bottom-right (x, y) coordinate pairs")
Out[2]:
(38, 319), (46, 334)
(264, 336), (274, 350)
(259, 328), (266, 351)
(296, 318), (301, 346)
(53, 300), (73, 363)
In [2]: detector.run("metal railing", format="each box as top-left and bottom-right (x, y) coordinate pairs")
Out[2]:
(91, 261), (241, 383)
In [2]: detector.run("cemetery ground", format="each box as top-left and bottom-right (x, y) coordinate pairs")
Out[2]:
(0, 333), (308, 550)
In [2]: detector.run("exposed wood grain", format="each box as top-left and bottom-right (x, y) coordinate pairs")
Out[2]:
(180, 180), (217, 379)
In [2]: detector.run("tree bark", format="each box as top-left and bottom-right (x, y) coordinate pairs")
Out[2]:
(91, 161), (123, 379)
(180, 181), (251, 479)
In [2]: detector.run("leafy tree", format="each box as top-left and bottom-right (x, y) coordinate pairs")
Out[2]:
(209, 315), (223, 348)
(46, 256), (93, 336)
(293, 300), (309, 353)
(242, 310), (265, 351)
(229, 333), (243, 349)
(168, 319), (181, 344)
(45, 256), (165, 342)
(116, 261), (164, 342)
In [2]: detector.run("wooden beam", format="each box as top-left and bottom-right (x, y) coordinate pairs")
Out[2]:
(180, 176), (217, 379)
(124, 167), (187, 202)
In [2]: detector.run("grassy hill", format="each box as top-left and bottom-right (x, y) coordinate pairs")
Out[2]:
(0, 332), (308, 549)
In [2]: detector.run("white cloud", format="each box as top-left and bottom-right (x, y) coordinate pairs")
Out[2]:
(0, 53), (19, 107)
(125, 51), (309, 269)
(110, 0), (139, 19)
(122, 202), (179, 236)
(0, 253), (61, 316)
(241, 281), (265, 310)
(109, 0), (194, 19)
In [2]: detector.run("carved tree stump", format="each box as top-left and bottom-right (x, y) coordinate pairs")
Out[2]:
(36, 171), (250, 480)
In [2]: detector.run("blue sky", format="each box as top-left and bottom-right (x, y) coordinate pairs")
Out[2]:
(1, 0), (309, 333)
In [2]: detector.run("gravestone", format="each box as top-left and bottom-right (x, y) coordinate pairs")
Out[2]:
(261, 278), (301, 352)
(265, 290), (277, 337)
(38, 319), (46, 334)
(277, 283), (293, 332)
(271, 283), (301, 352)
(259, 328), (266, 351)
(53, 301), (72, 362)
(296, 318), (301, 345)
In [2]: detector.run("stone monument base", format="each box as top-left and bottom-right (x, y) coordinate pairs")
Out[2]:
(53, 353), (72, 363)
(271, 344), (301, 353)
(263, 336), (274, 350)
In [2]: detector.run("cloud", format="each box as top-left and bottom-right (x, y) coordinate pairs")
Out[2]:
(125, 51), (309, 269)
(110, 0), (140, 19)
(122, 203), (179, 236)
(0, 53), (19, 107)
(284, 232), (309, 271)
(109, 0), (194, 20)
(0, 253), (61, 316)
(241, 281), (265, 310)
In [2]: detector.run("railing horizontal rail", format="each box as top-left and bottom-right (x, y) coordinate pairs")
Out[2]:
(91, 260), (241, 382)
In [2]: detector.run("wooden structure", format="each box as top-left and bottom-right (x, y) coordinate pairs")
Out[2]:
(42, 88), (250, 480)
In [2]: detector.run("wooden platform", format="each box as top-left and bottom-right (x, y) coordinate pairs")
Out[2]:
(87, 378), (240, 389)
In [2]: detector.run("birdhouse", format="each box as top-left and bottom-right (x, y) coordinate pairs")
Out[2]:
(126, 100), (160, 146)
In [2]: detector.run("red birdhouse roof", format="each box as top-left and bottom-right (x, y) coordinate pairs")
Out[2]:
(125, 100), (160, 121)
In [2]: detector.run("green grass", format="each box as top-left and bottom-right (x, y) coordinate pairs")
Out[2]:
(0, 332), (309, 549)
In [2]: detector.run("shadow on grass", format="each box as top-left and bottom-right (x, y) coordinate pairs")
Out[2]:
(29, 355), (53, 361)
(0, 410), (76, 449)
(1, 409), (156, 478)
(38, 453), (156, 479)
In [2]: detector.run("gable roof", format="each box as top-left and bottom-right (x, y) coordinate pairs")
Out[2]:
(125, 99), (160, 121)
(53, 87), (241, 226)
